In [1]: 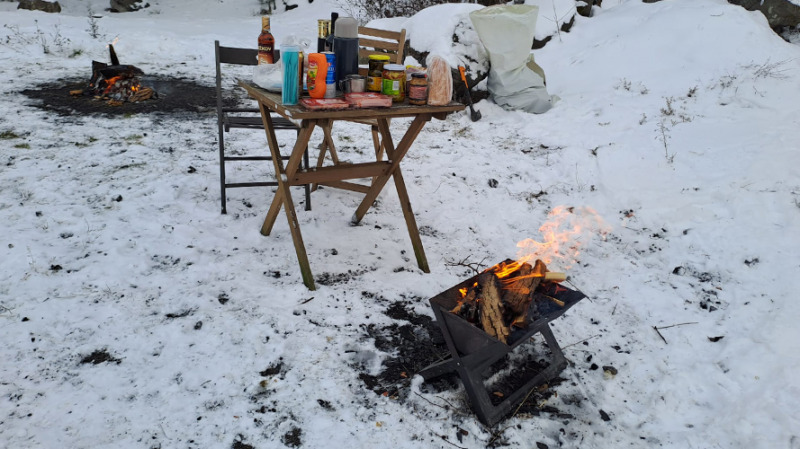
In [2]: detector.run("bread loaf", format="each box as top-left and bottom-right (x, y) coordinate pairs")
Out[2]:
(426, 55), (452, 106)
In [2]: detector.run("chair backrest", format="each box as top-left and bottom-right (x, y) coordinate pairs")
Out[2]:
(357, 26), (406, 65)
(215, 41), (285, 120)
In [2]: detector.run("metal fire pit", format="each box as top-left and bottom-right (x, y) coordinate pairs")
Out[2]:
(420, 274), (586, 426)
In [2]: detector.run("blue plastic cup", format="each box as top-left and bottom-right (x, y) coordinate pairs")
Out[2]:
(281, 45), (300, 105)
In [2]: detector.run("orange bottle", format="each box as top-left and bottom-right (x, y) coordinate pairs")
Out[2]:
(306, 53), (328, 99)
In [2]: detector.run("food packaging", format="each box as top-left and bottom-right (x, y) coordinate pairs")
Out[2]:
(299, 98), (350, 110)
(344, 92), (392, 108)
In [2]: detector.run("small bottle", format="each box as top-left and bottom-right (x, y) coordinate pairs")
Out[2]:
(317, 19), (330, 53)
(258, 16), (275, 65)
(408, 73), (428, 105)
(307, 53), (328, 99)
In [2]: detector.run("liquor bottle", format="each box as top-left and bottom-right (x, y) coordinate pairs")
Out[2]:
(258, 16), (275, 65)
(317, 19), (330, 53)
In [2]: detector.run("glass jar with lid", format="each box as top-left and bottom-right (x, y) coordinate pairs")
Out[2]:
(408, 73), (428, 105)
(381, 63), (406, 102)
(367, 54), (390, 92)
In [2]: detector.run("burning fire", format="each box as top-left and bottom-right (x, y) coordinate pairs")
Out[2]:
(514, 206), (609, 271)
(456, 206), (608, 302)
(101, 76), (141, 95)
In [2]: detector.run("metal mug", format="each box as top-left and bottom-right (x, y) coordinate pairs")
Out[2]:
(339, 74), (366, 94)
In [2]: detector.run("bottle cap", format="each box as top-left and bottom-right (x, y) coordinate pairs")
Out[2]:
(383, 64), (405, 71)
(369, 55), (391, 61)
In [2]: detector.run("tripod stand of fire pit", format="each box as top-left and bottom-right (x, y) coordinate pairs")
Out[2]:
(420, 278), (586, 426)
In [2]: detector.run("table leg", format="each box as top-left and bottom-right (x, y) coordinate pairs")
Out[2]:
(391, 165), (429, 272)
(258, 107), (317, 290)
(353, 115), (431, 272)
(352, 115), (429, 223)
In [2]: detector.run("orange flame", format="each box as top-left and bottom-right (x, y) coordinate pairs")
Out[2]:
(102, 76), (122, 94)
(515, 206), (609, 271)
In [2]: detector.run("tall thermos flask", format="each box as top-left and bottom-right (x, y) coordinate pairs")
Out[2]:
(333, 17), (359, 84)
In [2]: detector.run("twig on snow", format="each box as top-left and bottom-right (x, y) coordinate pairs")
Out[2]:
(414, 392), (450, 411)
(653, 326), (668, 344)
(652, 321), (698, 344)
(655, 321), (698, 330)
(439, 435), (468, 449)
(562, 334), (601, 350)
(443, 255), (489, 275)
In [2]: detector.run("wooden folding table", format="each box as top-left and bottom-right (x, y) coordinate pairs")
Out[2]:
(238, 80), (464, 290)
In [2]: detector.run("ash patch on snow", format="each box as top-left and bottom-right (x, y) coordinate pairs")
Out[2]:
(356, 299), (578, 426)
(357, 299), (454, 398)
(79, 349), (122, 365)
(20, 76), (221, 116)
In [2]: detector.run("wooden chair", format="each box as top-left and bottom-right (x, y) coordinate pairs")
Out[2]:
(314, 27), (406, 178)
(215, 40), (311, 214)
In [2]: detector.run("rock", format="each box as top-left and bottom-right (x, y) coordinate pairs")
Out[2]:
(17, 0), (61, 13)
(577, 0), (601, 17)
(109, 0), (150, 13)
(728, 0), (800, 29)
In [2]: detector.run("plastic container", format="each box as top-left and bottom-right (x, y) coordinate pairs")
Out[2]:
(307, 52), (328, 99)
(281, 45), (300, 105)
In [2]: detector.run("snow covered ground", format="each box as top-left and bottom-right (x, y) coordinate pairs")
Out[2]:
(2, 0), (799, 448)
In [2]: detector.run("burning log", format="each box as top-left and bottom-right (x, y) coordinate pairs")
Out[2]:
(450, 259), (566, 344)
(478, 272), (510, 343)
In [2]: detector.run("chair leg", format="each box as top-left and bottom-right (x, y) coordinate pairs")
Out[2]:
(218, 123), (227, 214)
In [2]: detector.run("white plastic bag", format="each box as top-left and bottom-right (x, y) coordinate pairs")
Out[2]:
(470, 5), (554, 114)
(253, 62), (282, 92)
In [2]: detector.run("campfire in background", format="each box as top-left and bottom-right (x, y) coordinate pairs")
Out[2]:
(70, 44), (155, 105)
(450, 206), (608, 343)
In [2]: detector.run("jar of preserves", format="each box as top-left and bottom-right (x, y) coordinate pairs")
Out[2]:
(367, 54), (390, 92)
(381, 64), (405, 102)
(408, 73), (428, 105)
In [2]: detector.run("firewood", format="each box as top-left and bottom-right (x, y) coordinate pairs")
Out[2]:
(477, 272), (510, 344)
(500, 261), (542, 328)
(544, 272), (566, 282)
(451, 287), (479, 323)
(129, 87), (154, 102)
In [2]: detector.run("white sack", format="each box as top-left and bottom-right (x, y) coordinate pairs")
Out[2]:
(469, 5), (554, 114)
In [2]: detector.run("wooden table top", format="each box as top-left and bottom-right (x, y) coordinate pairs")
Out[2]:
(238, 79), (465, 121)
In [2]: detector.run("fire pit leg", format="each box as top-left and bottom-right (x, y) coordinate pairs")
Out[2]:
(421, 322), (567, 427)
